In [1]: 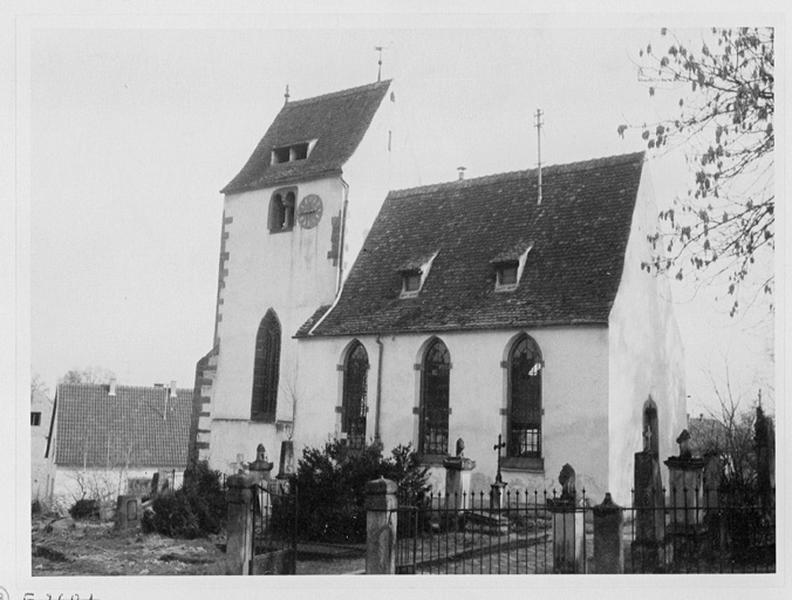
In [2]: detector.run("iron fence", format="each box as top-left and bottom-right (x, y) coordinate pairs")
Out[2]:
(393, 486), (775, 575)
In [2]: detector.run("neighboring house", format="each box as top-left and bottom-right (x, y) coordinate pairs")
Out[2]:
(194, 78), (686, 504)
(31, 386), (55, 502)
(49, 382), (192, 506)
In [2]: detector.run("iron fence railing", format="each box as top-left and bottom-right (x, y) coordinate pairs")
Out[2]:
(393, 486), (775, 575)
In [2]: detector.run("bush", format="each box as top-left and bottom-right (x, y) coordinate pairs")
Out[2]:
(279, 440), (429, 543)
(69, 498), (100, 520)
(141, 461), (227, 539)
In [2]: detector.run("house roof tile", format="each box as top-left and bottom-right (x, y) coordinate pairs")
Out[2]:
(222, 80), (391, 194)
(301, 151), (645, 337)
(54, 384), (193, 468)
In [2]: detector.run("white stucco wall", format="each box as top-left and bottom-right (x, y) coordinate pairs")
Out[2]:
(295, 326), (611, 497)
(31, 389), (54, 501)
(341, 80), (418, 274)
(608, 163), (687, 505)
(208, 176), (343, 471)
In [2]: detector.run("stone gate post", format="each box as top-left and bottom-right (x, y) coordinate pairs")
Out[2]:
(225, 473), (255, 575)
(365, 477), (398, 574)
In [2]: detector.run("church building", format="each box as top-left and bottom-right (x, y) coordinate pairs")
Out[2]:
(192, 78), (686, 504)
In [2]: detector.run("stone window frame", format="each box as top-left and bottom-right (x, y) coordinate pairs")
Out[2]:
(415, 336), (453, 463)
(337, 339), (370, 450)
(501, 333), (544, 472)
(250, 309), (281, 423)
(268, 187), (297, 233)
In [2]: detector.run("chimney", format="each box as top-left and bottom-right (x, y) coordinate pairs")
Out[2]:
(457, 166), (466, 181)
(169, 380), (177, 399)
(108, 378), (117, 397)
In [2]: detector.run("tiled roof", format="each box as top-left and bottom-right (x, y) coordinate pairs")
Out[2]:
(54, 384), (193, 468)
(302, 152), (645, 337)
(222, 80), (391, 194)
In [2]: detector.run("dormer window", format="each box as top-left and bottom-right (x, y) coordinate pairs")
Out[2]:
(497, 262), (519, 287)
(399, 251), (439, 298)
(269, 187), (296, 233)
(492, 243), (533, 292)
(402, 271), (422, 294)
(270, 140), (316, 165)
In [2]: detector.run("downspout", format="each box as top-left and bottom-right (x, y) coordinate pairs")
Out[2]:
(374, 334), (384, 443)
(307, 177), (350, 336)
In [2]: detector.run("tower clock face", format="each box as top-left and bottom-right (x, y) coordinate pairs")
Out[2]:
(297, 194), (323, 229)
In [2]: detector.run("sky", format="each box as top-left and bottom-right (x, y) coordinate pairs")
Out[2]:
(25, 17), (776, 418)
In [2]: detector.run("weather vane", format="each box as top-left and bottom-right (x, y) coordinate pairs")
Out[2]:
(375, 46), (384, 82)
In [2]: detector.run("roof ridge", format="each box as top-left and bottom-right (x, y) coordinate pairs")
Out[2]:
(286, 79), (392, 108)
(387, 151), (645, 200)
(58, 383), (192, 392)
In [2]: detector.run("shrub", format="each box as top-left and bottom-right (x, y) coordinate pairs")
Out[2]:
(69, 498), (100, 520)
(31, 499), (42, 516)
(141, 461), (227, 539)
(279, 440), (429, 543)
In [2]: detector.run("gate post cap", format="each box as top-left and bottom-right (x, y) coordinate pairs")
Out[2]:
(365, 476), (397, 496)
(226, 473), (255, 488)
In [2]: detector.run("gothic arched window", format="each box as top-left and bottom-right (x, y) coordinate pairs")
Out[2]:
(250, 309), (281, 422)
(342, 341), (369, 449)
(419, 338), (451, 456)
(508, 335), (542, 458)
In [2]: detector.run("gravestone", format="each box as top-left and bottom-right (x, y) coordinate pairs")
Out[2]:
(664, 429), (708, 563)
(115, 495), (142, 531)
(592, 493), (624, 573)
(249, 443), (274, 484)
(443, 438), (476, 513)
(631, 442), (669, 570)
(547, 463), (585, 573)
(490, 435), (507, 510)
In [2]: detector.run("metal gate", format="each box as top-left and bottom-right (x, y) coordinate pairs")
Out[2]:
(251, 480), (298, 575)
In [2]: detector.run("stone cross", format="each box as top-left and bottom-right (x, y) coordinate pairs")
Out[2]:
(642, 424), (652, 453)
(493, 434), (506, 484)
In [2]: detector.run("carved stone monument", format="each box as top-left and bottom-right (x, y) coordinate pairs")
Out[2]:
(664, 429), (708, 560)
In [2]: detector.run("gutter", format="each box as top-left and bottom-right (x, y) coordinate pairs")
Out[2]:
(374, 333), (384, 443)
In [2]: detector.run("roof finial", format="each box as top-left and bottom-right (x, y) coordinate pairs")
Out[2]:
(284, 84), (290, 105)
(457, 166), (466, 181)
(534, 108), (544, 206)
(375, 46), (384, 82)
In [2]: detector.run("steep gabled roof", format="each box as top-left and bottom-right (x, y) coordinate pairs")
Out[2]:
(222, 80), (392, 194)
(54, 384), (193, 468)
(302, 151), (645, 337)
